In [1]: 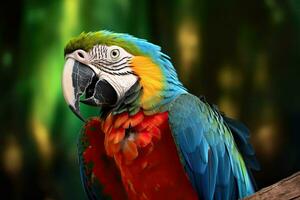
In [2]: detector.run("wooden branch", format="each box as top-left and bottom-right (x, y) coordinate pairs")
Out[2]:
(244, 171), (300, 200)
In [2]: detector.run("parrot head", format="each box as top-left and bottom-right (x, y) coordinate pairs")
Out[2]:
(62, 31), (186, 120)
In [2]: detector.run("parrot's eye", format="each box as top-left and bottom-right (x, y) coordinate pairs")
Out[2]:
(110, 49), (120, 60)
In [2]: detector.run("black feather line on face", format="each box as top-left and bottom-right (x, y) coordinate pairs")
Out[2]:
(92, 61), (130, 72)
(104, 47), (108, 58)
(94, 66), (137, 76)
(91, 56), (131, 65)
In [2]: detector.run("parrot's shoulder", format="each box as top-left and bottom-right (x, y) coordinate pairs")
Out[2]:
(166, 93), (211, 117)
(168, 93), (200, 105)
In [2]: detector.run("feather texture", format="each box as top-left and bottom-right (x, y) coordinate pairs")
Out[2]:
(64, 30), (259, 200)
(167, 93), (256, 200)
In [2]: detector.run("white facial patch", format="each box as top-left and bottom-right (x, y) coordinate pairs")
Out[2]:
(99, 71), (138, 103)
(86, 45), (138, 103)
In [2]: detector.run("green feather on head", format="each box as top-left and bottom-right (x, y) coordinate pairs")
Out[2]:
(64, 31), (143, 56)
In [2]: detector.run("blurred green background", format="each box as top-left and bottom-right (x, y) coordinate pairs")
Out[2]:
(1, 0), (300, 199)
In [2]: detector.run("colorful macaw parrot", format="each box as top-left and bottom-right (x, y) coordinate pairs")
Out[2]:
(62, 31), (259, 200)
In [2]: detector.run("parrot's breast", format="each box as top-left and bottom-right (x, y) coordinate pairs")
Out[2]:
(82, 111), (198, 200)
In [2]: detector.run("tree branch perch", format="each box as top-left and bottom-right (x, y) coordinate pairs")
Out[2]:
(244, 171), (300, 200)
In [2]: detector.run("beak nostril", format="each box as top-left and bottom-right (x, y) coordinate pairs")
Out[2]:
(78, 51), (85, 59)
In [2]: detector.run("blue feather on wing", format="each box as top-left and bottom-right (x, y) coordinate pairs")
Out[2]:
(168, 93), (258, 200)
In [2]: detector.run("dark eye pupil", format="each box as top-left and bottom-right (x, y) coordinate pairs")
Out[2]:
(112, 51), (117, 56)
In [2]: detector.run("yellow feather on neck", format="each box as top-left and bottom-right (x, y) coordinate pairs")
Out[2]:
(130, 56), (164, 111)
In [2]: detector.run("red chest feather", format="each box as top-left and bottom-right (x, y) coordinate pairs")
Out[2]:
(82, 111), (198, 200)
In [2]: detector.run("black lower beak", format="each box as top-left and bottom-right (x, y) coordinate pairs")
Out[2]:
(80, 79), (118, 106)
(62, 58), (117, 121)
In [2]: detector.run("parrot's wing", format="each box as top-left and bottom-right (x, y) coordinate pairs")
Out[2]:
(168, 93), (258, 200)
(78, 150), (100, 200)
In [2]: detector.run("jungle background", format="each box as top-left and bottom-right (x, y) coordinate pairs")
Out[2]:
(1, 0), (300, 199)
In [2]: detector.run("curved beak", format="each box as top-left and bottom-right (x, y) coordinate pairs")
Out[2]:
(62, 58), (95, 121)
(62, 58), (118, 121)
